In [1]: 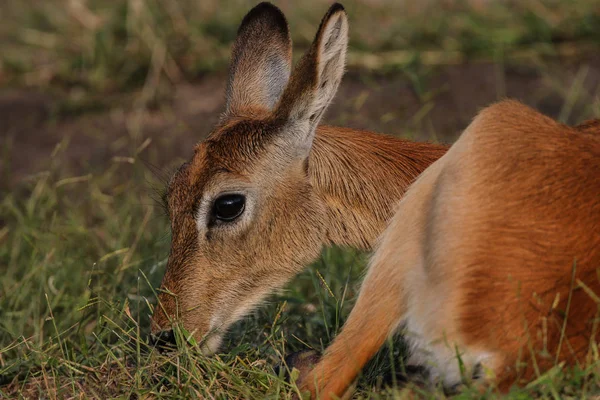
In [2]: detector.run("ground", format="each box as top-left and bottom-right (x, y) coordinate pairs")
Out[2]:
(1, 0), (600, 398)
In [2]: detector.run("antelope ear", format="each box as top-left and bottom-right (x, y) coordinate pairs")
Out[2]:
(274, 3), (348, 155)
(225, 2), (292, 116)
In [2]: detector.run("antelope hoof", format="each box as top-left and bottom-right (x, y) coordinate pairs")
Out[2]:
(275, 349), (321, 383)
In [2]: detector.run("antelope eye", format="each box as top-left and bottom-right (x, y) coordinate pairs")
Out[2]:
(212, 194), (245, 222)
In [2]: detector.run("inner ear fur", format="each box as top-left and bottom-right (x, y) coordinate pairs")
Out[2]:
(274, 3), (348, 141)
(225, 2), (292, 117)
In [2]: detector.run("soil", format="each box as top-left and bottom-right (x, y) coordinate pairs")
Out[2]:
(2, 54), (600, 192)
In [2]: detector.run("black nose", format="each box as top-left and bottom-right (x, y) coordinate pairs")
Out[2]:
(149, 330), (177, 351)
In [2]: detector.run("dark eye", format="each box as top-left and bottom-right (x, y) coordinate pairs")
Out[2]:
(212, 194), (245, 222)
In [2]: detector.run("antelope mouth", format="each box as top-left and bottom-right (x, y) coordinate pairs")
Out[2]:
(148, 326), (222, 356)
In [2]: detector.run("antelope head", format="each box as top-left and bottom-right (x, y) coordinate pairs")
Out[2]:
(150, 2), (349, 354)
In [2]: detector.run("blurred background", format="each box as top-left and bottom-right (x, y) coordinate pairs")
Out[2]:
(1, 0), (600, 397)
(2, 0), (600, 190)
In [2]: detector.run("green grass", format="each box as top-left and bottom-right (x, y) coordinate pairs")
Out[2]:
(0, 151), (383, 398)
(1, 0), (599, 94)
(2, 0), (600, 398)
(2, 141), (600, 398)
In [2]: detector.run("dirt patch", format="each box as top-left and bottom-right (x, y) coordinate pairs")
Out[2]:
(2, 54), (599, 191)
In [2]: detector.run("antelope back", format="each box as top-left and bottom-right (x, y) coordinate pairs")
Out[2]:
(293, 101), (600, 399)
(385, 101), (600, 387)
(151, 2), (350, 352)
(448, 101), (600, 384)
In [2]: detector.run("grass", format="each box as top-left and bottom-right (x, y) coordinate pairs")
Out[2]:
(0, 152), (385, 398)
(3, 145), (600, 399)
(1, 0), (599, 94)
(1, 0), (600, 398)
(3, 151), (600, 399)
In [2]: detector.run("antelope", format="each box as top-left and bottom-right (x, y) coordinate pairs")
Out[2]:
(151, 2), (445, 361)
(150, 1), (600, 398)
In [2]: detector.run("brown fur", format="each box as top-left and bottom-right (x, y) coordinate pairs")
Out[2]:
(151, 120), (446, 340)
(150, 1), (446, 359)
(299, 100), (600, 399)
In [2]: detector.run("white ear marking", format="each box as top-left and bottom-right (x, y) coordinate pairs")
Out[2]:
(313, 10), (348, 120)
(271, 4), (348, 159)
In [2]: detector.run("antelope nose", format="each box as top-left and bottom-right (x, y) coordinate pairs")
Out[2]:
(149, 330), (177, 351)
